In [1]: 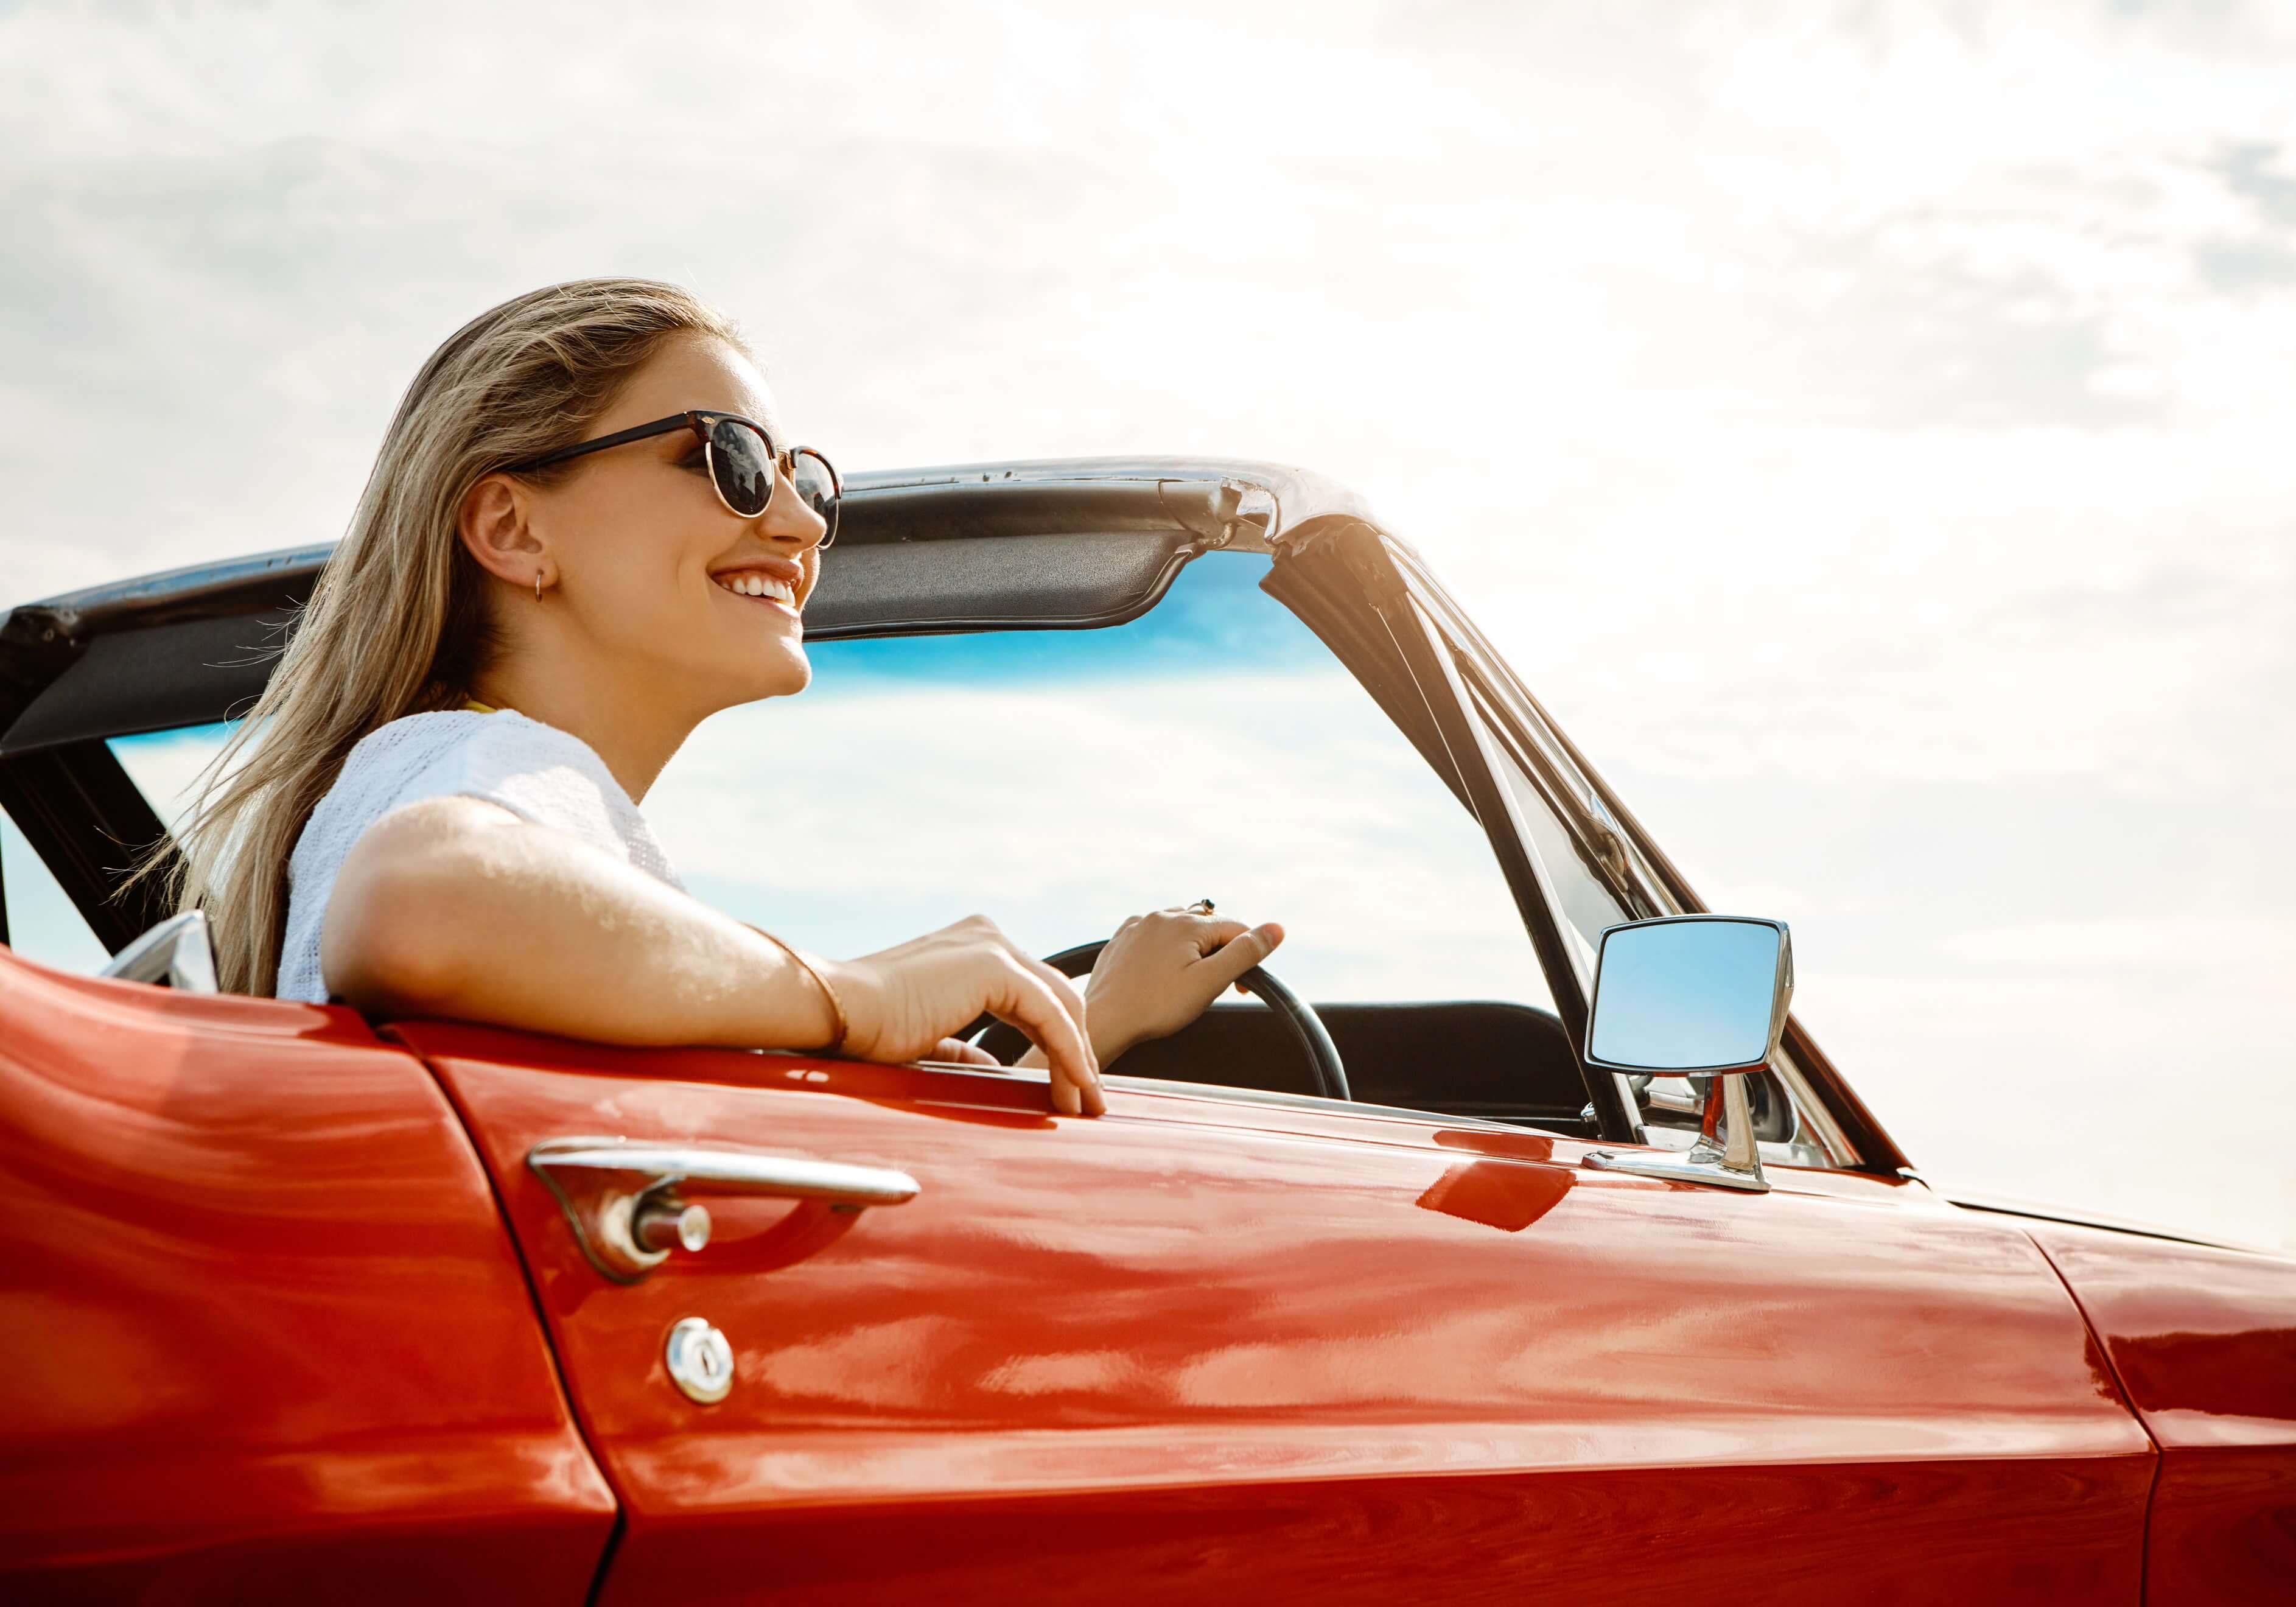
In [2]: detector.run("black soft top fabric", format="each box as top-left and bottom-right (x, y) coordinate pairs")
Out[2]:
(1, 529), (1192, 755)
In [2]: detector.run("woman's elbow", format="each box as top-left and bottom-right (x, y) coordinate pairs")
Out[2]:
(322, 865), (462, 1012)
(319, 804), (505, 1012)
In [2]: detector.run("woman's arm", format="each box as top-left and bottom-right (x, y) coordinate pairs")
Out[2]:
(323, 796), (1104, 1113)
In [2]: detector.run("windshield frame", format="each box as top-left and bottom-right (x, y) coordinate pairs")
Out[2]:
(1390, 547), (1875, 1171)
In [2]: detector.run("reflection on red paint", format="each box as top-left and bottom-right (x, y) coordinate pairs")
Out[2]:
(1416, 1156), (1573, 1231)
(0, 948), (614, 1601)
(705, 1196), (862, 1272)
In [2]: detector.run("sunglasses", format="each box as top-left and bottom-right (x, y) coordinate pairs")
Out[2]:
(509, 410), (841, 547)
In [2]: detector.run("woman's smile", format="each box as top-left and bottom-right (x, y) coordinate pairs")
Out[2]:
(710, 555), (807, 618)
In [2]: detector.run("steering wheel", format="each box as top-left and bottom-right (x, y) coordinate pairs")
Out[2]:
(968, 941), (1351, 1102)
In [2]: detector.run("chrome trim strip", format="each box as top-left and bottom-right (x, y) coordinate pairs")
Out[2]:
(1944, 1189), (2286, 1258)
(97, 910), (219, 994)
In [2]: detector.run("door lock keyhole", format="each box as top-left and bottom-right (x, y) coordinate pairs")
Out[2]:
(665, 1316), (735, 1404)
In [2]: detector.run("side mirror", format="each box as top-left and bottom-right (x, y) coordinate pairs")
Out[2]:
(1581, 916), (1793, 1192)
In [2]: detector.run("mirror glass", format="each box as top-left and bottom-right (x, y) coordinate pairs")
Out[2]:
(1587, 918), (1785, 1073)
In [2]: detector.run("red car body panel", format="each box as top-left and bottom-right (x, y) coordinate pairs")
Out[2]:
(2025, 1220), (2296, 1603)
(0, 951), (617, 1602)
(408, 1021), (2152, 1606)
(8, 467), (2289, 1600)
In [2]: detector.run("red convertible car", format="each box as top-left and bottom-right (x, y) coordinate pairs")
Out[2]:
(0, 459), (2287, 1603)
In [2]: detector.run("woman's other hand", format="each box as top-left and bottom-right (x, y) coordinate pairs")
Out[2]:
(1084, 908), (1285, 1064)
(824, 916), (1104, 1116)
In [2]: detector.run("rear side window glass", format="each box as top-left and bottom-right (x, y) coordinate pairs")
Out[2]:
(111, 721), (240, 834)
(1, 811), (107, 974)
(0, 723), (241, 974)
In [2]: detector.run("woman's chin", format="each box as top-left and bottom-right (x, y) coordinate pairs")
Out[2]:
(681, 634), (810, 710)
(747, 642), (812, 699)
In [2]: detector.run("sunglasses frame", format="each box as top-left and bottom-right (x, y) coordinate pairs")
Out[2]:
(508, 410), (840, 546)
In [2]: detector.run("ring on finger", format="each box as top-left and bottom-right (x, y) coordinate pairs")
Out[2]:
(1184, 897), (1216, 916)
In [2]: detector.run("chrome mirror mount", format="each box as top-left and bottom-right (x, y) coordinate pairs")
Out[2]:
(1579, 916), (1794, 1194)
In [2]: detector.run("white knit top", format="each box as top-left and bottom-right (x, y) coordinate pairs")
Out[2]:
(276, 710), (683, 1004)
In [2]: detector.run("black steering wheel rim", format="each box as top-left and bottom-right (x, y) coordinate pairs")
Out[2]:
(969, 940), (1351, 1102)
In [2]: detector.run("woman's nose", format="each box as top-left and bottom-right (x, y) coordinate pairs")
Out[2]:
(760, 461), (829, 551)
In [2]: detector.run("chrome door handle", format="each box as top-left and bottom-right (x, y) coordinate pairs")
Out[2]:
(528, 1136), (920, 1283)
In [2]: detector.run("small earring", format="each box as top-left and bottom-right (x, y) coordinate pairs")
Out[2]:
(534, 572), (544, 602)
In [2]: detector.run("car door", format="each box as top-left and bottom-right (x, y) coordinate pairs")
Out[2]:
(410, 1018), (2150, 1607)
(2019, 1219), (2296, 1603)
(0, 947), (615, 1602)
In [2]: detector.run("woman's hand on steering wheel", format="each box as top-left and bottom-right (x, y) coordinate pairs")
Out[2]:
(1082, 908), (1285, 1064)
(823, 915), (1103, 1115)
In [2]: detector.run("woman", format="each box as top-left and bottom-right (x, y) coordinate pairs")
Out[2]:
(161, 278), (1281, 1116)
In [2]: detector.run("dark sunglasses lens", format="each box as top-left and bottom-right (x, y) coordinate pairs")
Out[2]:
(790, 449), (840, 545)
(707, 418), (774, 517)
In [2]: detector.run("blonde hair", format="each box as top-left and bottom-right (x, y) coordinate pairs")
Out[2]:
(144, 278), (744, 995)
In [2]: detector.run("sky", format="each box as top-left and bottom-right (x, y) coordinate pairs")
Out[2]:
(2, 1), (2291, 1248)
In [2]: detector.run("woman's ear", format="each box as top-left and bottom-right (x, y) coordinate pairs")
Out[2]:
(457, 472), (550, 590)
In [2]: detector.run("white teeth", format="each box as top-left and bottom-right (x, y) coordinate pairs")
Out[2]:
(716, 572), (796, 605)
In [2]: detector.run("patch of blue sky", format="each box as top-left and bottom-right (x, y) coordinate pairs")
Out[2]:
(110, 721), (240, 832)
(804, 551), (1331, 693)
(4, 721), (241, 972)
(1, 809), (107, 974)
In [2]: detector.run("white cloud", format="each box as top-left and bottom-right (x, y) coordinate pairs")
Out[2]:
(1938, 913), (2296, 973)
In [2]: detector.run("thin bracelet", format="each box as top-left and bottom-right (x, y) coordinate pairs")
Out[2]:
(754, 929), (847, 1054)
